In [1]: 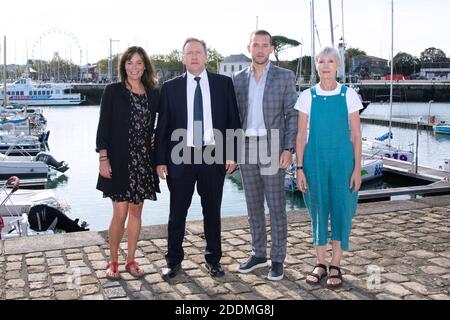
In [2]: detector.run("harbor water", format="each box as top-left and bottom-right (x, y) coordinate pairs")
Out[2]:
(42, 102), (450, 231)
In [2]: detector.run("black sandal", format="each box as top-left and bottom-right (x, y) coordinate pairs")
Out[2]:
(327, 265), (343, 288)
(306, 263), (328, 285)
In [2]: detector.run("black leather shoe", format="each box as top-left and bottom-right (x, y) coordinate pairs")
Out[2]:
(206, 262), (225, 277)
(161, 264), (181, 280)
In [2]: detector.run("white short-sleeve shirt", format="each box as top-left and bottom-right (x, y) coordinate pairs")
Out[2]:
(294, 83), (363, 140)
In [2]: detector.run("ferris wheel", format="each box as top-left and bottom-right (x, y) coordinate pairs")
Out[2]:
(31, 28), (83, 65)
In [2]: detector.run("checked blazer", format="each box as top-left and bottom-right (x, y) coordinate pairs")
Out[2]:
(232, 63), (298, 153)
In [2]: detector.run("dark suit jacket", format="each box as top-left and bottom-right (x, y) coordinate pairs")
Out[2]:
(155, 71), (241, 178)
(95, 82), (160, 194)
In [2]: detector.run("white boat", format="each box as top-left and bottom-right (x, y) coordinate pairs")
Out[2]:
(0, 78), (84, 106)
(0, 157), (49, 181)
(0, 106), (47, 135)
(0, 133), (46, 156)
(284, 158), (384, 192)
(0, 152), (68, 182)
(0, 188), (88, 238)
(433, 124), (450, 135)
(362, 136), (414, 162)
(0, 188), (64, 217)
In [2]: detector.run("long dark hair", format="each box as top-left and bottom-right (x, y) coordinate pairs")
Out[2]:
(118, 46), (158, 90)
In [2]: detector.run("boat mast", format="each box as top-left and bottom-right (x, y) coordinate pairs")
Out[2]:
(295, 37), (304, 85)
(3, 36), (7, 108)
(340, 0), (346, 83)
(328, 0), (335, 47)
(388, 0), (394, 147)
(310, 0), (316, 84)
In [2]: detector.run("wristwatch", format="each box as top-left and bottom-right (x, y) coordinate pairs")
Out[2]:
(284, 148), (295, 154)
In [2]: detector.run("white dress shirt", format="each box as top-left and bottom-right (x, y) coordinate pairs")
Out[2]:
(186, 69), (215, 147)
(245, 62), (271, 136)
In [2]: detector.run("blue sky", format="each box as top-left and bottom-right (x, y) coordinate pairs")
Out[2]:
(1, 0), (448, 64)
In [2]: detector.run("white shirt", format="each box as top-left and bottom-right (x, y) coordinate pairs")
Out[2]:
(246, 62), (271, 136)
(186, 69), (215, 147)
(294, 83), (363, 140)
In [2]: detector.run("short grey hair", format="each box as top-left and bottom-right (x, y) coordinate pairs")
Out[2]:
(315, 46), (341, 67)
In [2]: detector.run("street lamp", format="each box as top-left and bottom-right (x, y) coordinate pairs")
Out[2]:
(108, 38), (120, 82)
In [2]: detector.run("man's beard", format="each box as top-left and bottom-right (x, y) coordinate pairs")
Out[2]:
(254, 56), (269, 65)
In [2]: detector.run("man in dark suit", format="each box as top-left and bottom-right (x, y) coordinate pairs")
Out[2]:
(155, 38), (241, 279)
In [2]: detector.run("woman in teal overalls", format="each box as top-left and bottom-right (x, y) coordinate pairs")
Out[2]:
(295, 47), (362, 288)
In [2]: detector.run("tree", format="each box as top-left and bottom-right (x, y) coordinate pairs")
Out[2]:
(30, 58), (81, 81)
(344, 47), (366, 73)
(272, 36), (301, 63)
(96, 54), (119, 80)
(420, 47), (447, 63)
(206, 48), (224, 73)
(393, 52), (421, 76)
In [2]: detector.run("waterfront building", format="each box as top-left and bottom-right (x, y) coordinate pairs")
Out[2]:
(350, 55), (389, 80)
(420, 62), (450, 80)
(219, 54), (251, 77)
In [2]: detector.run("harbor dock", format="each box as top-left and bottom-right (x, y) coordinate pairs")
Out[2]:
(360, 157), (450, 201)
(360, 115), (435, 130)
(1, 195), (449, 300)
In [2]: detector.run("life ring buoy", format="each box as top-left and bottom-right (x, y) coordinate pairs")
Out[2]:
(6, 176), (20, 191)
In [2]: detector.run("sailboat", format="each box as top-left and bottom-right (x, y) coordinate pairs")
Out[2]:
(361, 0), (415, 163)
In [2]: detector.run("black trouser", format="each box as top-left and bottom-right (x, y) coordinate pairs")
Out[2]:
(165, 150), (226, 267)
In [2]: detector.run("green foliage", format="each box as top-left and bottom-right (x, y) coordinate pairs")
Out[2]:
(30, 58), (81, 81)
(420, 47), (447, 63)
(344, 47), (366, 73)
(393, 52), (421, 76)
(206, 48), (224, 73)
(272, 36), (301, 63)
(96, 54), (119, 78)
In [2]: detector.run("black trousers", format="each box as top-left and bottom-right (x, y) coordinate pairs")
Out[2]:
(165, 152), (226, 267)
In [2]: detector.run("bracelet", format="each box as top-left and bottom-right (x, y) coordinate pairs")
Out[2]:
(296, 165), (303, 170)
(99, 157), (109, 161)
(99, 155), (108, 159)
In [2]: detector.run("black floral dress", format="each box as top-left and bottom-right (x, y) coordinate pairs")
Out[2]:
(104, 90), (158, 203)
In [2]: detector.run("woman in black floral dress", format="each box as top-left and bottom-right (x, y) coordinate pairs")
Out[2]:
(96, 46), (159, 279)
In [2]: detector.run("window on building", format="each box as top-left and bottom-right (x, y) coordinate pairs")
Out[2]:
(20, 91), (24, 95)
(239, 65), (242, 71)
(38, 91), (41, 95)
(224, 65), (227, 72)
(231, 65), (235, 72)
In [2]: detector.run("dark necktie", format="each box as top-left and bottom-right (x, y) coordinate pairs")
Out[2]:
(193, 76), (203, 147)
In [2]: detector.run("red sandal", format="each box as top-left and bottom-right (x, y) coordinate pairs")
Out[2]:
(106, 261), (120, 280)
(125, 261), (145, 278)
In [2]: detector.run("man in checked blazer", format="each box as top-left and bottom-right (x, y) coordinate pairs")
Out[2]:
(232, 30), (298, 281)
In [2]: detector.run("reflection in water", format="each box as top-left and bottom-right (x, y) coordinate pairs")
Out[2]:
(46, 174), (69, 189)
(38, 104), (450, 230)
(285, 191), (305, 210)
(226, 169), (244, 190)
(360, 177), (391, 191)
(227, 167), (306, 210)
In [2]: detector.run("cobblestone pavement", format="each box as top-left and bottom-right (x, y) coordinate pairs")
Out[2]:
(1, 196), (449, 300)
